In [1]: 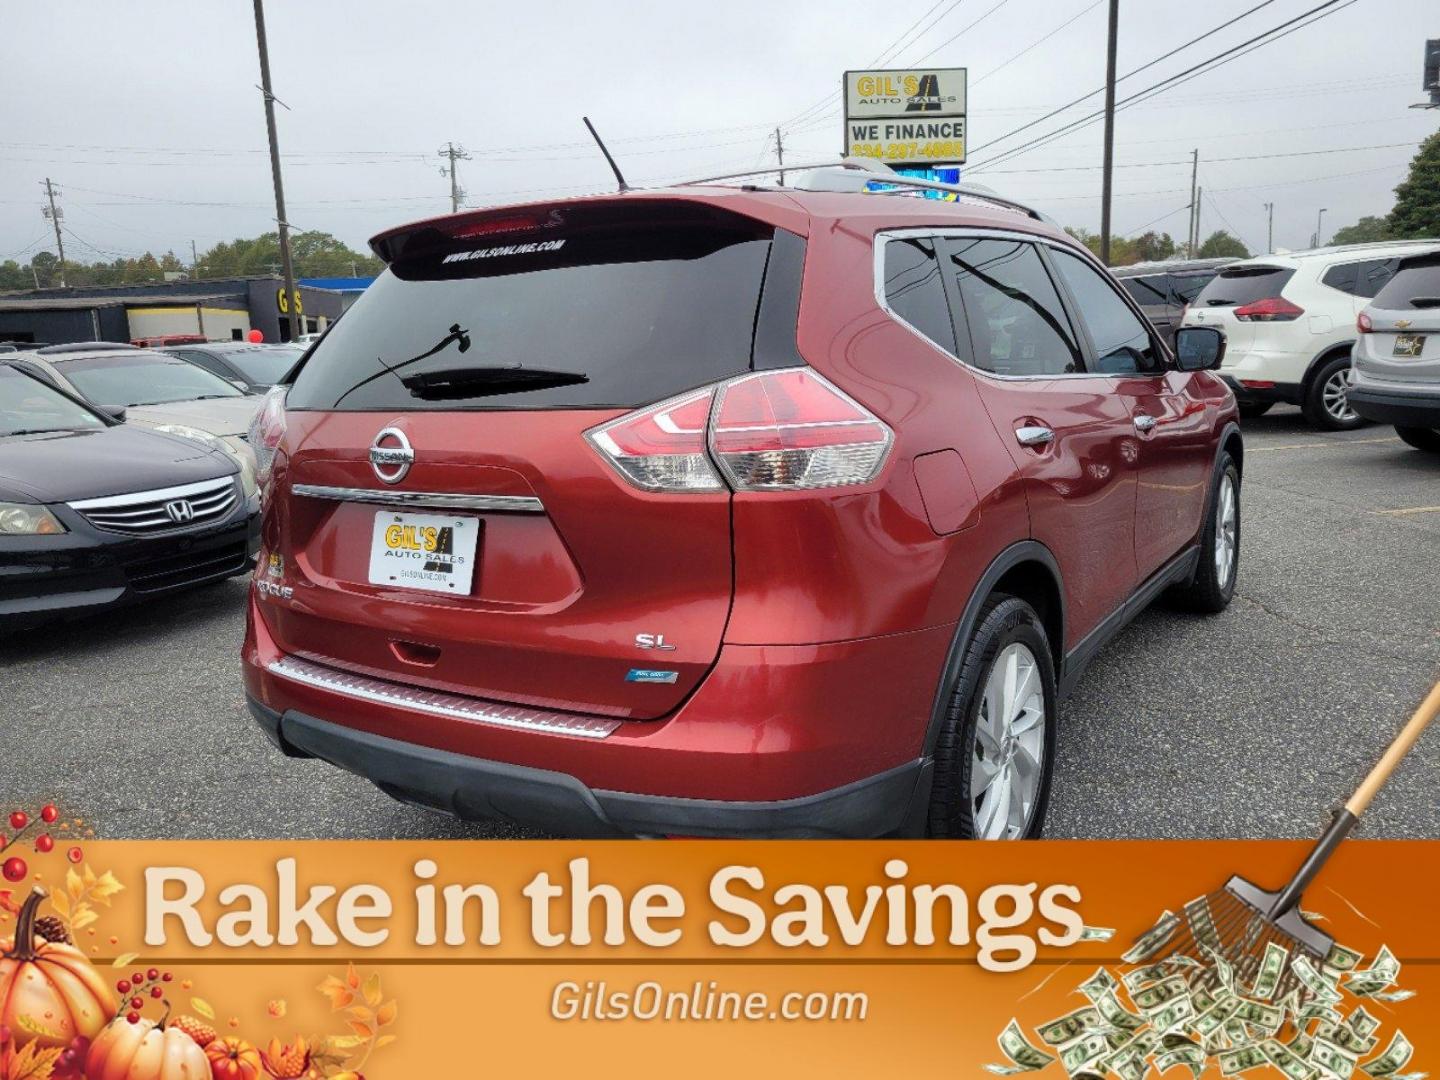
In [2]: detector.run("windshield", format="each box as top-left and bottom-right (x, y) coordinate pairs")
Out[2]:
(0, 366), (107, 436)
(287, 211), (773, 411)
(56, 352), (245, 408)
(223, 346), (305, 386)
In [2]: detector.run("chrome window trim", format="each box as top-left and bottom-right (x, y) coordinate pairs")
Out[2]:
(69, 476), (237, 510)
(874, 227), (1168, 382)
(266, 655), (620, 739)
(291, 484), (544, 514)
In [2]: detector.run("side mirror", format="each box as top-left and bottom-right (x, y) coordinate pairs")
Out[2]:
(1174, 326), (1225, 372)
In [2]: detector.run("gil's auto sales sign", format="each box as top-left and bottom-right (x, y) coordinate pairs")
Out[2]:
(843, 68), (967, 166)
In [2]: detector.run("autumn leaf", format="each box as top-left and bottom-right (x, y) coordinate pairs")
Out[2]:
(3, 1041), (63, 1080)
(111, 952), (138, 968)
(14, 1015), (63, 1041)
(267, 999), (287, 1018)
(70, 907), (98, 932)
(375, 1000), (397, 1027)
(45, 892), (67, 919)
(374, 1034), (397, 1050)
(90, 871), (124, 905)
(344, 963), (360, 990)
(361, 972), (382, 1007)
(191, 998), (216, 1020)
(82, 864), (97, 890)
(323, 1035), (366, 1052)
(65, 869), (83, 902)
(317, 976), (354, 1011)
(346, 1020), (373, 1041)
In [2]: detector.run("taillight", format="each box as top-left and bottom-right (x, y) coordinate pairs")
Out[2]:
(587, 388), (725, 492)
(1357, 311), (1373, 333)
(248, 385), (288, 487)
(1234, 297), (1304, 322)
(587, 368), (893, 494)
(709, 369), (891, 490)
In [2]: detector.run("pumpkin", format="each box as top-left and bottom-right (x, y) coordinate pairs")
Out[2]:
(86, 1011), (211, 1080)
(0, 887), (115, 1049)
(206, 1036), (266, 1080)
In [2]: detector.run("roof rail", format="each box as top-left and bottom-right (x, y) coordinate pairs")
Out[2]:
(661, 158), (1056, 226)
(36, 341), (140, 355)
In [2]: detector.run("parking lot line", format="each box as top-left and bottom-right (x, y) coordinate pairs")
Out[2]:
(1374, 506), (1440, 517)
(1250, 436), (1402, 453)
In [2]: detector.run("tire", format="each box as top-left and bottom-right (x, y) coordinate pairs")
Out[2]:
(1171, 453), (1240, 614)
(1237, 401), (1273, 419)
(1301, 353), (1366, 431)
(1395, 426), (1440, 453)
(928, 595), (1057, 840)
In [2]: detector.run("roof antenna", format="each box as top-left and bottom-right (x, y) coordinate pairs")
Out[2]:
(583, 116), (629, 192)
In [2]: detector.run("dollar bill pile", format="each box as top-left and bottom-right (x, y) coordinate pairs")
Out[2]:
(986, 909), (1422, 1080)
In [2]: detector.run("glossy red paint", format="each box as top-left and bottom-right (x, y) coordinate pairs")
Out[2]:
(242, 182), (1238, 832)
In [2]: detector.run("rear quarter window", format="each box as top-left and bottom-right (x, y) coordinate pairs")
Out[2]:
(286, 209), (775, 411)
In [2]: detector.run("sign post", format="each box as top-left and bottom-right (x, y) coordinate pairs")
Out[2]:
(842, 68), (967, 168)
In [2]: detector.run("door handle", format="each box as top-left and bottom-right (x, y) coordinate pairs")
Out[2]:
(1015, 425), (1054, 447)
(1133, 414), (1158, 432)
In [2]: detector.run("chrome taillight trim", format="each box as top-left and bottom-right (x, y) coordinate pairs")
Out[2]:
(291, 484), (544, 514)
(265, 655), (620, 739)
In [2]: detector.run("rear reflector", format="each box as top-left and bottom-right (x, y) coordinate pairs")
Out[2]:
(587, 368), (893, 494)
(1234, 296), (1304, 322)
(1239, 380), (1276, 389)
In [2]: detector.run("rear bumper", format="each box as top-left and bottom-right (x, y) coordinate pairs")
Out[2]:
(242, 595), (950, 837)
(247, 697), (926, 838)
(1348, 386), (1440, 428)
(1219, 375), (1302, 406)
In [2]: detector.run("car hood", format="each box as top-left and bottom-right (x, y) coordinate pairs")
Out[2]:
(0, 425), (236, 504)
(125, 395), (264, 437)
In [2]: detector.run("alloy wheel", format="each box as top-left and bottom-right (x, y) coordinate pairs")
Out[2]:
(1215, 472), (1237, 588)
(970, 642), (1046, 839)
(1322, 368), (1358, 424)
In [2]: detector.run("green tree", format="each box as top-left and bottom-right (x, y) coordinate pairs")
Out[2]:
(1198, 230), (1250, 259)
(1389, 131), (1440, 238)
(0, 260), (30, 291)
(29, 251), (59, 288)
(1331, 215), (1393, 245)
(1132, 231), (1177, 263)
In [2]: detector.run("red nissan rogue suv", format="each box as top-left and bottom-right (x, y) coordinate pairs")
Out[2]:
(242, 164), (1240, 839)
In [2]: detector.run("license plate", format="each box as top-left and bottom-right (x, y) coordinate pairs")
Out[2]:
(367, 511), (479, 594)
(1393, 334), (1426, 358)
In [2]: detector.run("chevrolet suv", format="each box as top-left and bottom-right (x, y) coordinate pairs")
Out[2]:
(1181, 241), (1440, 429)
(241, 166), (1242, 839)
(1350, 250), (1440, 452)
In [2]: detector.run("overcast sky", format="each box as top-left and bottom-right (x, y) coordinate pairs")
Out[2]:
(2, 0), (1436, 267)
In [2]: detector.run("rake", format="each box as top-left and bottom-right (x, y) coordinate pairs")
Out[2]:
(1130, 678), (1440, 1004)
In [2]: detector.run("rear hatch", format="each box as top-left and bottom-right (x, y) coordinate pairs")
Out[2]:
(1357, 256), (1440, 387)
(266, 200), (782, 719)
(1185, 264), (1298, 358)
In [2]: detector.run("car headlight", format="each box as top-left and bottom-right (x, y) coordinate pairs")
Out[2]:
(155, 425), (258, 498)
(154, 423), (228, 453)
(0, 503), (66, 535)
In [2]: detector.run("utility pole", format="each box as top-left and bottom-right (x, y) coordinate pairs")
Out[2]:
(1315, 207), (1327, 248)
(41, 178), (67, 288)
(1194, 186), (1203, 255)
(774, 127), (786, 186)
(1098, 0), (1120, 265)
(1263, 202), (1274, 254)
(1186, 149), (1199, 258)
(439, 142), (470, 213)
(252, 0), (299, 342)
(190, 239), (199, 279)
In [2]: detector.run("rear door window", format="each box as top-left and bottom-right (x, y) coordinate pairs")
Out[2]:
(1195, 266), (1296, 307)
(945, 237), (1082, 376)
(1372, 258), (1440, 310)
(883, 237), (956, 354)
(1119, 274), (1170, 307)
(1170, 272), (1215, 303)
(286, 211), (773, 411)
(1050, 249), (1160, 374)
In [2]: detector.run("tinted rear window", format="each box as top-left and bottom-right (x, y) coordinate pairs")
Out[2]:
(1371, 259), (1440, 310)
(1194, 266), (1295, 307)
(286, 211), (773, 411)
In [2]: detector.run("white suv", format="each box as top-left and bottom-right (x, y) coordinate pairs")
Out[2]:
(1181, 241), (1440, 430)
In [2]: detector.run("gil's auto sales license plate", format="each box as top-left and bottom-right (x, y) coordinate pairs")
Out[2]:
(368, 511), (479, 595)
(1393, 334), (1426, 358)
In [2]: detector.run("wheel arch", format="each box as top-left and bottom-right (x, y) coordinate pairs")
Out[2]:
(1301, 340), (1356, 391)
(921, 541), (1065, 760)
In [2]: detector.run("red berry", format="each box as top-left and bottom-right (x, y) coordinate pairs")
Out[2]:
(147, 967), (159, 981)
(8, 812), (27, 831)
(161, 972), (173, 982)
(35, 834), (53, 853)
(66, 846), (82, 864)
(150, 986), (162, 999)
(130, 996), (143, 1010)
(116, 980), (131, 994)
(132, 972), (144, 985)
(126, 1012), (140, 1024)
(1, 857), (26, 883)
(40, 805), (58, 824)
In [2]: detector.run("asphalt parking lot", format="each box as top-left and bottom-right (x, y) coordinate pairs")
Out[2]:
(5, 405), (1438, 841)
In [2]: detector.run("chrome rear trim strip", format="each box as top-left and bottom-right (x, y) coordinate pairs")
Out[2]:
(291, 484), (544, 514)
(265, 655), (620, 739)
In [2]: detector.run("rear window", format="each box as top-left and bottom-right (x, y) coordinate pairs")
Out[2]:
(1170, 272), (1217, 303)
(286, 209), (774, 411)
(1371, 259), (1440, 310)
(1194, 266), (1295, 307)
(1119, 275), (1170, 306)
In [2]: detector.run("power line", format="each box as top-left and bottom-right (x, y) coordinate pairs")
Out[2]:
(910, 0), (1016, 65)
(970, 0), (1106, 87)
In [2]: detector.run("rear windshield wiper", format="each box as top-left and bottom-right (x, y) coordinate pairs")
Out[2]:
(1408, 296), (1440, 309)
(400, 365), (589, 401)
